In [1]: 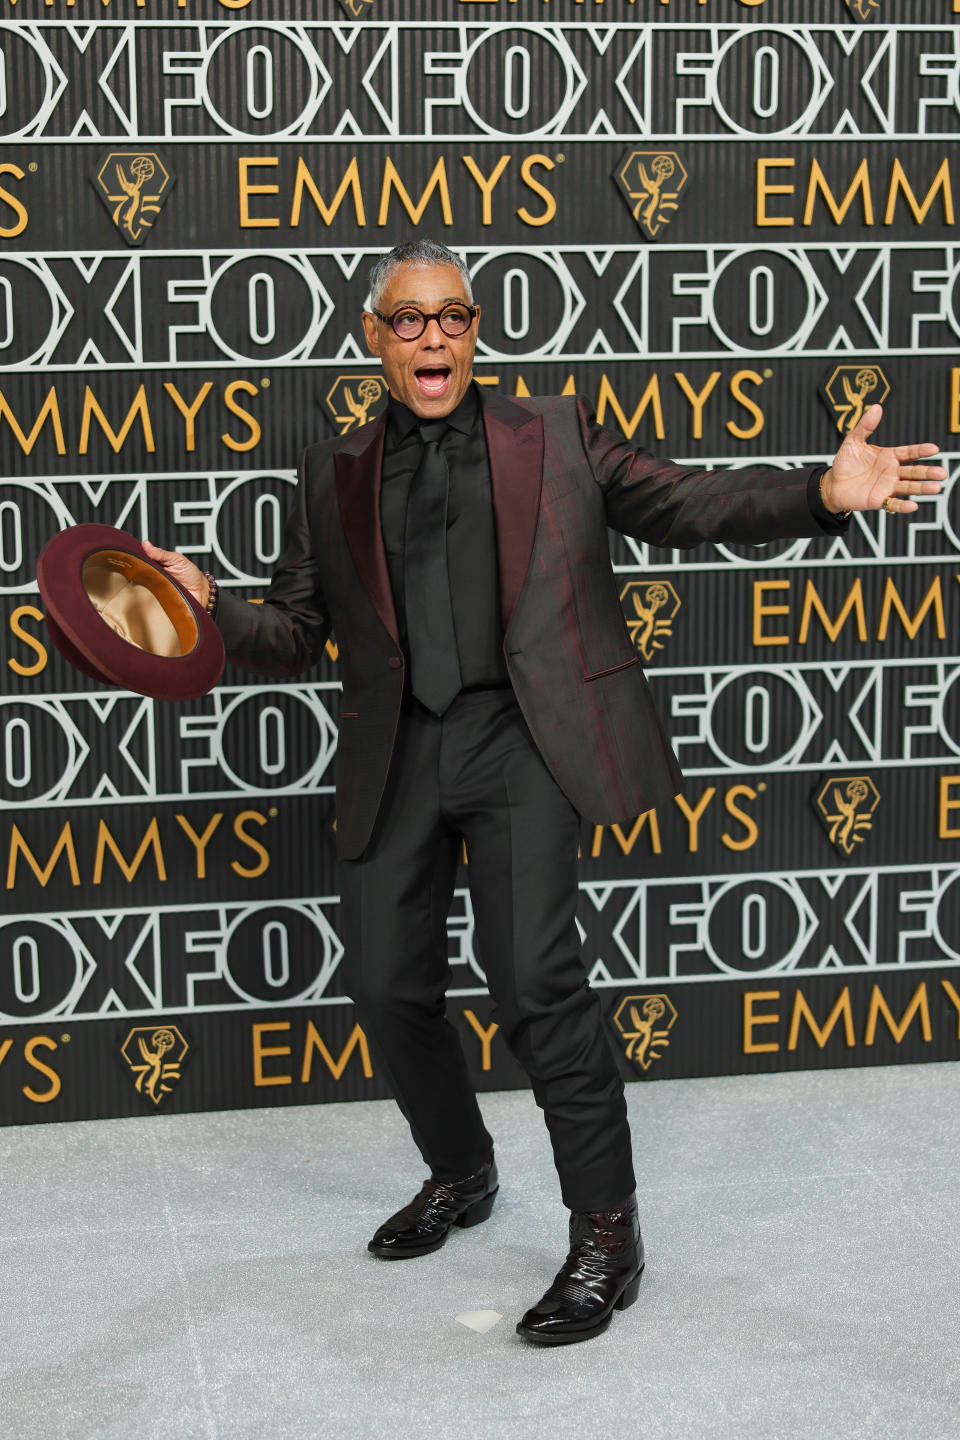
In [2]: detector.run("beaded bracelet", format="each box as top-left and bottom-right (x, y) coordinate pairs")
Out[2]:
(201, 571), (218, 614)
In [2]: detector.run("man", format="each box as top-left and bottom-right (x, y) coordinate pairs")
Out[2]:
(144, 239), (944, 1346)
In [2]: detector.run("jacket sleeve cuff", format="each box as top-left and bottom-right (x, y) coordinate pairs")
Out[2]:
(807, 466), (852, 535)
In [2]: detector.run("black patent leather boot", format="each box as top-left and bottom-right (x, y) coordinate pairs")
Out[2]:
(367, 1158), (499, 1259)
(516, 1194), (643, 1345)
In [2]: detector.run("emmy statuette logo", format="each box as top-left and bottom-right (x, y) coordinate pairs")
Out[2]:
(614, 151), (688, 240)
(845, 0), (881, 18)
(91, 152), (175, 247)
(613, 994), (678, 1073)
(121, 1025), (189, 1104)
(821, 365), (891, 435)
(814, 776), (881, 855)
(325, 375), (388, 433)
(620, 580), (681, 661)
(337, 0), (375, 16)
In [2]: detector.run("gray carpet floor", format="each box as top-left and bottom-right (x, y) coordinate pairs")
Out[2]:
(2, 1063), (958, 1440)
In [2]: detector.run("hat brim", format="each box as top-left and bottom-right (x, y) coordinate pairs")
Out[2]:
(37, 524), (225, 701)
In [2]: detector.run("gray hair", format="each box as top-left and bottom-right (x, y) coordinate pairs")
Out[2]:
(367, 241), (473, 311)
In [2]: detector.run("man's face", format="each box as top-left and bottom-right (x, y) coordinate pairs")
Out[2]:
(361, 262), (480, 418)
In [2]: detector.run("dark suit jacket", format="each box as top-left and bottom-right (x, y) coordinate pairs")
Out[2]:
(216, 390), (840, 860)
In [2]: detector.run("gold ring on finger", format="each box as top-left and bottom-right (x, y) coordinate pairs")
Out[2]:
(882, 496), (895, 514)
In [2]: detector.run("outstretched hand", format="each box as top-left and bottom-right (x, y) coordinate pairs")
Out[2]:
(141, 539), (209, 607)
(821, 403), (947, 516)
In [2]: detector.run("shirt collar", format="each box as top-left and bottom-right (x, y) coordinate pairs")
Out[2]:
(387, 381), (479, 442)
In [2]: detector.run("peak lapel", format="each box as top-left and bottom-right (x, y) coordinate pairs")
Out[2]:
(333, 415), (400, 646)
(482, 394), (544, 635)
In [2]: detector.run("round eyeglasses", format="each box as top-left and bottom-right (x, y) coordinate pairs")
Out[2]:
(372, 303), (479, 340)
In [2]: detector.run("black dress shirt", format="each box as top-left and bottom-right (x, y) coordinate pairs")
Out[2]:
(380, 383), (510, 691)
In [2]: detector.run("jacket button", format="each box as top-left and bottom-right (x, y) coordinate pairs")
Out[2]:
(388, 656), (402, 669)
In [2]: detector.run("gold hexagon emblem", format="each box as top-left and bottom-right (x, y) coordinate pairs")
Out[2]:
(325, 374), (388, 433)
(821, 365), (891, 435)
(613, 994), (678, 1072)
(614, 150), (688, 239)
(814, 775), (881, 855)
(120, 1024), (189, 1105)
(91, 151), (175, 246)
(620, 579), (681, 661)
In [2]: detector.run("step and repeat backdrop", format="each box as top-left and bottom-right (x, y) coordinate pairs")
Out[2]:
(2, 0), (960, 1123)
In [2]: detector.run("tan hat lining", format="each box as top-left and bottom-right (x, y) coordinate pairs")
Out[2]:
(82, 550), (199, 658)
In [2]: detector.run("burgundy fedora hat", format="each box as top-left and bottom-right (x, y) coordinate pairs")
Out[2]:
(37, 524), (224, 701)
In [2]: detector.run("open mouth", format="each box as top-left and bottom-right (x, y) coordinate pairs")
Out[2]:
(415, 365), (451, 398)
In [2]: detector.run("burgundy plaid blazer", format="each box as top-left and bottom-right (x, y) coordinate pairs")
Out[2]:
(216, 390), (834, 860)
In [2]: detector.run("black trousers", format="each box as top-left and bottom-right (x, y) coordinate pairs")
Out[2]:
(339, 688), (635, 1212)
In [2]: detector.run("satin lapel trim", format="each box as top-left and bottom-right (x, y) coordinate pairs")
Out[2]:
(333, 417), (399, 646)
(483, 401), (544, 635)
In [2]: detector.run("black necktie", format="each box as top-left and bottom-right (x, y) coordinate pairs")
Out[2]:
(403, 421), (462, 715)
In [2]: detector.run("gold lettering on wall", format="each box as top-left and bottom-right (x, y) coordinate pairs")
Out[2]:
(0, 163), (28, 237)
(5, 811), (274, 889)
(756, 157), (956, 228)
(252, 1020), (373, 1087)
(463, 1010), (500, 1071)
(0, 383), (263, 458)
(237, 154), (559, 231)
(744, 983), (938, 1054)
(7, 606), (47, 676)
(752, 576), (953, 647)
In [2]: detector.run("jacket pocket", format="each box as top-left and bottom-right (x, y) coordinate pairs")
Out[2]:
(583, 655), (640, 683)
(340, 711), (359, 719)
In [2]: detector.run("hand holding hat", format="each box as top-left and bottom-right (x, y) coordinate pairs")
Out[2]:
(37, 525), (224, 701)
(140, 539), (211, 610)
